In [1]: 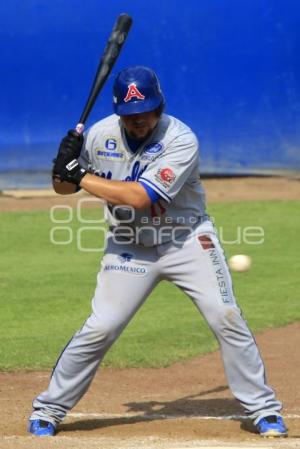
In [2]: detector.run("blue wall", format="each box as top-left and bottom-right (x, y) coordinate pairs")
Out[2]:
(1, 0), (300, 185)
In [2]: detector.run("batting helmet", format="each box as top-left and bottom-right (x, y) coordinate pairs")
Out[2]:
(113, 66), (165, 116)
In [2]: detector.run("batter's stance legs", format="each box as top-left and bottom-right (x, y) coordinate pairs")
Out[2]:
(160, 221), (283, 421)
(29, 223), (287, 437)
(30, 240), (161, 426)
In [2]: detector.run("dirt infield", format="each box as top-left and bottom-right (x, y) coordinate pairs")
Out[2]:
(1, 323), (300, 448)
(1, 177), (300, 448)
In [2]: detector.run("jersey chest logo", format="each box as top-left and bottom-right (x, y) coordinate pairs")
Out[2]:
(98, 161), (148, 182)
(124, 83), (145, 102)
(96, 137), (125, 162)
(141, 142), (164, 161)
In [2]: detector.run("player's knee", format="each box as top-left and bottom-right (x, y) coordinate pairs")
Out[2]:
(206, 306), (236, 331)
(83, 315), (121, 344)
(207, 307), (250, 341)
(96, 320), (122, 343)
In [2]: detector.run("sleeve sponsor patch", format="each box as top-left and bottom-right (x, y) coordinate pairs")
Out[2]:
(154, 167), (176, 188)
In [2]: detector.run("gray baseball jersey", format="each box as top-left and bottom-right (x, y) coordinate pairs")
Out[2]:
(79, 113), (207, 246)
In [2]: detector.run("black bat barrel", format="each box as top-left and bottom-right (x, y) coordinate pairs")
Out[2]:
(78, 14), (133, 127)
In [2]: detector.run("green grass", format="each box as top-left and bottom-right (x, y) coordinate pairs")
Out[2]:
(0, 200), (299, 370)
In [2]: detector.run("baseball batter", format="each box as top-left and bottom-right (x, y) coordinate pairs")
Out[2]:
(28, 66), (287, 438)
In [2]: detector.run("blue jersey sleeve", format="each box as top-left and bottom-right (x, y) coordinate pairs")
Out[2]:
(139, 181), (161, 204)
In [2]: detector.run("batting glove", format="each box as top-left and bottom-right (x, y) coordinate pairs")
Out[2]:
(53, 130), (84, 174)
(53, 159), (87, 186)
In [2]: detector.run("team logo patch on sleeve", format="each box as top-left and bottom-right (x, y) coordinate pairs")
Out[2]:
(154, 167), (176, 188)
(124, 83), (145, 102)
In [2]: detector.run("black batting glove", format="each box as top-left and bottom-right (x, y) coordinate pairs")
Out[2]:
(53, 130), (84, 175)
(54, 158), (87, 186)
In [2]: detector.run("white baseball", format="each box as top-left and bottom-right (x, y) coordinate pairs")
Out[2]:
(228, 254), (252, 272)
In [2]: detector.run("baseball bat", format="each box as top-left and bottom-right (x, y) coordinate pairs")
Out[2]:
(75, 13), (133, 134)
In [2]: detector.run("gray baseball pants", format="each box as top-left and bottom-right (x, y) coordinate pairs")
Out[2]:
(30, 219), (282, 425)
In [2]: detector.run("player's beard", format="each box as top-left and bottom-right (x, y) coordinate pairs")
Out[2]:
(127, 126), (154, 140)
(121, 111), (160, 141)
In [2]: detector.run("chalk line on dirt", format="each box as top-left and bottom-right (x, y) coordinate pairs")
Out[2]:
(68, 412), (300, 421)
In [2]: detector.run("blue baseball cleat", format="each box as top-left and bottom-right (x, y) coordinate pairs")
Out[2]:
(28, 419), (56, 436)
(256, 415), (287, 437)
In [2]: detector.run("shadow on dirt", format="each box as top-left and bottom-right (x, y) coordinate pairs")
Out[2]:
(60, 385), (250, 433)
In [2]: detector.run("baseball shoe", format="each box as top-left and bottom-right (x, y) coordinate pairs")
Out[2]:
(28, 419), (56, 436)
(256, 415), (287, 437)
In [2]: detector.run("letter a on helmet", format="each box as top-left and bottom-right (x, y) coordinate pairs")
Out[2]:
(124, 83), (145, 102)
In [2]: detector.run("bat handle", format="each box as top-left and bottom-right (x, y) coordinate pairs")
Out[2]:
(75, 123), (85, 134)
